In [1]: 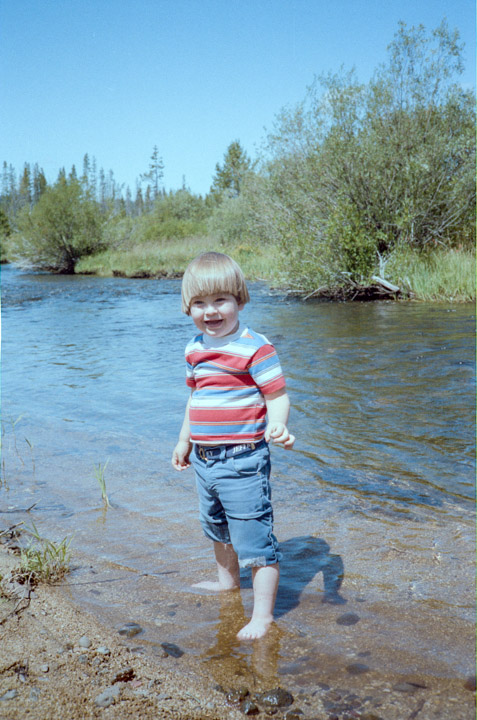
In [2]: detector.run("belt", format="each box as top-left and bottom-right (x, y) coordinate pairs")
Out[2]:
(196, 440), (265, 461)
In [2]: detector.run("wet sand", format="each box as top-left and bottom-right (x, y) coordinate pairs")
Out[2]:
(1, 506), (475, 720)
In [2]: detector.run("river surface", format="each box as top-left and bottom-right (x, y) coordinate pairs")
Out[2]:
(1, 264), (475, 713)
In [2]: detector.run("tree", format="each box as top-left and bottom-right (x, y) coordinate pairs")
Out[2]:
(209, 141), (252, 202)
(14, 175), (104, 273)
(242, 20), (475, 294)
(32, 164), (47, 204)
(141, 145), (164, 200)
(18, 163), (32, 207)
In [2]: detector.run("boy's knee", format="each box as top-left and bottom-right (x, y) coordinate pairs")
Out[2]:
(228, 513), (282, 568)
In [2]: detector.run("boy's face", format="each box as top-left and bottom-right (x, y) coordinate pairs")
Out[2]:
(189, 293), (243, 338)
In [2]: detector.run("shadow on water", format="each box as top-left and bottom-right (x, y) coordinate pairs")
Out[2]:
(276, 536), (346, 616)
(239, 535), (346, 614)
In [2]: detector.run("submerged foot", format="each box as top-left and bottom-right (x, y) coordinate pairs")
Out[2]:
(192, 580), (239, 591)
(237, 617), (273, 640)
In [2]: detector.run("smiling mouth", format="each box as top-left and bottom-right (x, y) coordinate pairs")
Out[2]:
(205, 319), (224, 330)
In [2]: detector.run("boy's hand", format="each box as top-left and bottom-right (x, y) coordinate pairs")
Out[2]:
(172, 440), (192, 471)
(265, 422), (295, 449)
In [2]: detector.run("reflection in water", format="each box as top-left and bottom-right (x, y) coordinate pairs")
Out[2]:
(201, 591), (282, 690)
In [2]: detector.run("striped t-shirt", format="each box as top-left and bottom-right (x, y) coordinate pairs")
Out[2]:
(185, 324), (286, 444)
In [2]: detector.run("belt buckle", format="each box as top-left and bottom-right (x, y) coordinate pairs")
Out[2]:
(232, 442), (255, 456)
(199, 447), (207, 460)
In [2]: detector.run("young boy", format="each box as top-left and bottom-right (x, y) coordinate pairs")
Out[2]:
(172, 252), (294, 640)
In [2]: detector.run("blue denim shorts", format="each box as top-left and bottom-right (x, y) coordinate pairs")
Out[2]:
(191, 441), (281, 569)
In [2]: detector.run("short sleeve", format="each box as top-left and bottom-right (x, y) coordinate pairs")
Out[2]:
(248, 344), (286, 394)
(185, 359), (196, 388)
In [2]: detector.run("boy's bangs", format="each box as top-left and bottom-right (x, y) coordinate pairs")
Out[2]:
(181, 252), (249, 313)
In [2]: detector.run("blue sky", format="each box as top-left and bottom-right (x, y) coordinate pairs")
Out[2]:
(2, 0), (475, 197)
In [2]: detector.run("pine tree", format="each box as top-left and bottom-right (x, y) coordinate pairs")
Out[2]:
(209, 141), (252, 202)
(141, 145), (164, 200)
(32, 164), (47, 203)
(81, 154), (90, 189)
(19, 163), (32, 206)
(134, 186), (144, 215)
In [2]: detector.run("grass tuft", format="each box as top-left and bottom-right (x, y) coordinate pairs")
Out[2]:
(94, 460), (110, 507)
(19, 523), (72, 584)
(387, 247), (475, 302)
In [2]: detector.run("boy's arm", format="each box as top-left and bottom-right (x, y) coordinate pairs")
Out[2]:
(263, 388), (295, 449)
(171, 395), (193, 471)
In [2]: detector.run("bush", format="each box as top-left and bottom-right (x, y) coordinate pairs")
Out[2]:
(240, 20), (475, 296)
(13, 177), (104, 273)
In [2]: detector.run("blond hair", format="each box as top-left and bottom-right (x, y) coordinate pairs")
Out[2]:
(181, 252), (250, 314)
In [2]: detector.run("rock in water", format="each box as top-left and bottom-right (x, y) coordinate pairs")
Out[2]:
(241, 698), (259, 715)
(118, 622), (143, 637)
(256, 688), (294, 708)
(160, 642), (184, 658)
(336, 612), (360, 626)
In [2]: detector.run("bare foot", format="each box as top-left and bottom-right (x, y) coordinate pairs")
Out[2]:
(237, 617), (273, 640)
(192, 580), (239, 591)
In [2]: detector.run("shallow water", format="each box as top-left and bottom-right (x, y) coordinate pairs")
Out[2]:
(1, 264), (475, 709)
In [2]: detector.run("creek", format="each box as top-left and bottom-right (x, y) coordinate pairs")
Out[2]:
(2, 263), (475, 706)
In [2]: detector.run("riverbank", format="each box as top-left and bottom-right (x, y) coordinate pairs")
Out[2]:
(1, 532), (475, 720)
(0, 535), (233, 720)
(74, 241), (475, 302)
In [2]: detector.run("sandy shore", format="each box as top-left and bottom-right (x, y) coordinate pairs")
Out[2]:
(1, 530), (475, 720)
(0, 542), (240, 720)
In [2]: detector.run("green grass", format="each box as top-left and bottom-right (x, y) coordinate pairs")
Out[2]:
(19, 523), (72, 583)
(75, 237), (285, 285)
(76, 236), (474, 302)
(387, 247), (475, 302)
(94, 460), (110, 507)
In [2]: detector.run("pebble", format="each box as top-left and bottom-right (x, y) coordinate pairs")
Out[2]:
(226, 688), (249, 706)
(40, 664), (49, 673)
(241, 698), (259, 715)
(284, 710), (304, 720)
(96, 646), (111, 656)
(118, 622), (143, 638)
(30, 688), (40, 702)
(346, 663), (370, 675)
(94, 685), (121, 708)
(78, 635), (91, 648)
(160, 642), (184, 658)
(0, 689), (18, 701)
(256, 688), (294, 708)
(336, 612), (360, 626)
(393, 681), (427, 693)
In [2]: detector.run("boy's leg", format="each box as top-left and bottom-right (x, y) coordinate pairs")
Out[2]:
(193, 541), (240, 591)
(237, 563), (279, 640)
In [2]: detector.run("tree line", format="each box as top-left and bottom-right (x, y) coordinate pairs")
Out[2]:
(1, 20), (474, 293)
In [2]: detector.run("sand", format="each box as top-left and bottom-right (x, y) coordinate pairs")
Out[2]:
(0, 534), (475, 720)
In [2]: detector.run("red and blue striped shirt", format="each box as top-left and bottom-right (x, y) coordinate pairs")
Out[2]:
(185, 324), (286, 444)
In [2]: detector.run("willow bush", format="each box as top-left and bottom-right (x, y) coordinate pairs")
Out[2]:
(233, 20), (475, 296)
